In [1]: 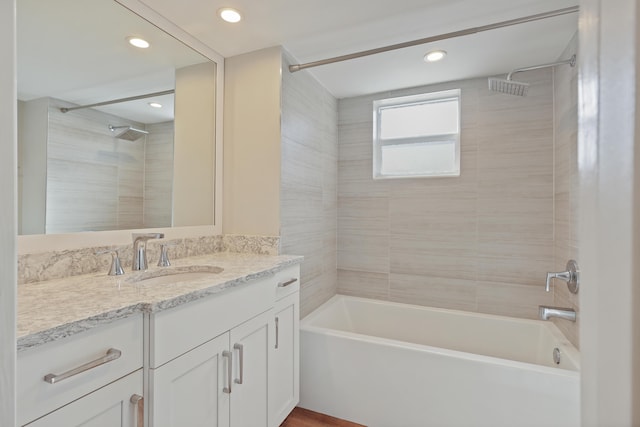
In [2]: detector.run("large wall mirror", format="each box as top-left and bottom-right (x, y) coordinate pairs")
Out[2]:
(17, 0), (220, 236)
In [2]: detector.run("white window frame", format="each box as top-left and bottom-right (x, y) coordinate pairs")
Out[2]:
(372, 89), (461, 179)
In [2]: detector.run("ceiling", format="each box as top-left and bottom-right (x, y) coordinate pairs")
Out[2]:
(139, 0), (579, 98)
(17, 0), (578, 123)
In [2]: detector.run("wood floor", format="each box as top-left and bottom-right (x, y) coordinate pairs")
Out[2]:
(280, 407), (366, 427)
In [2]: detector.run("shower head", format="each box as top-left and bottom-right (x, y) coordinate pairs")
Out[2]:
(488, 77), (530, 97)
(109, 125), (149, 141)
(488, 54), (577, 97)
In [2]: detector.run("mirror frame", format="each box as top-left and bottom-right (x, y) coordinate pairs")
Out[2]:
(17, 0), (224, 254)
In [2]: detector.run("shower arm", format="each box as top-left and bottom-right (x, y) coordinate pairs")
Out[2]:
(506, 54), (576, 81)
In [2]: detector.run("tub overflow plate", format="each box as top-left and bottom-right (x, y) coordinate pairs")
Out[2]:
(553, 347), (561, 365)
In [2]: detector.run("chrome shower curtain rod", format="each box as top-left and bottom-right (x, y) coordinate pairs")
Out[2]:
(289, 5), (579, 73)
(60, 89), (175, 113)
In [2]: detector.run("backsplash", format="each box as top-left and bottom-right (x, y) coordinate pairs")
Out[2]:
(18, 234), (279, 284)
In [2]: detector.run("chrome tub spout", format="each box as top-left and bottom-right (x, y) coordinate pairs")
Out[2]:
(538, 305), (577, 322)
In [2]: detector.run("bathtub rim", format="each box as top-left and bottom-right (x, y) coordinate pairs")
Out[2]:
(301, 294), (580, 376)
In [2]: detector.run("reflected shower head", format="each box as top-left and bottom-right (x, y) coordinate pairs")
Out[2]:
(109, 125), (149, 141)
(488, 77), (530, 97)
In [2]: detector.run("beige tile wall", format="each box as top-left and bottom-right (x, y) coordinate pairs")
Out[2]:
(337, 69), (560, 321)
(281, 52), (338, 318)
(553, 34), (579, 347)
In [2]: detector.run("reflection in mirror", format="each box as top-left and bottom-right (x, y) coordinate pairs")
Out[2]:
(17, 0), (216, 235)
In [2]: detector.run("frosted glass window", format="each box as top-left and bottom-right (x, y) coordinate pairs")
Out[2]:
(381, 141), (457, 176)
(380, 99), (459, 139)
(373, 89), (460, 179)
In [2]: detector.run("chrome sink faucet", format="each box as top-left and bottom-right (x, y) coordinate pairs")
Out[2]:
(132, 233), (164, 271)
(538, 306), (577, 322)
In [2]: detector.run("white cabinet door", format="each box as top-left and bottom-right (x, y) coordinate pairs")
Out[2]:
(268, 292), (300, 427)
(150, 333), (230, 427)
(229, 310), (271, 427)
(25, 370), (143, 427)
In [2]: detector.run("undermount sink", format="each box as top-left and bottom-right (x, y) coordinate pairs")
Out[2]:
(129, 265), (224, 286)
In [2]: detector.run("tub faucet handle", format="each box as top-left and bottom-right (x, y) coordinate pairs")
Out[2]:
(545, 260), (579, 294)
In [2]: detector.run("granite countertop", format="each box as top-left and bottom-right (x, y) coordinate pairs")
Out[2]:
(18, 252), (303, 352)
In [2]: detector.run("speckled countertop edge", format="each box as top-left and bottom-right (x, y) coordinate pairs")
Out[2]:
(18, 253), (302, 352)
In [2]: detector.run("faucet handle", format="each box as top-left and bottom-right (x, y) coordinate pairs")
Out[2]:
(95, 249), (125, 276)
(157, 243), (177, 267)
(545, 260), (579, 294)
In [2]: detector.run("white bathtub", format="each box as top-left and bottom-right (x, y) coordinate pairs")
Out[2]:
(299, 295), (580, 427)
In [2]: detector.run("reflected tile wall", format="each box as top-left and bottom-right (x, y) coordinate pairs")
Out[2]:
(144, 121), (174, 228)
(337, 68), (563, 325)
(46, 100), (147, 233)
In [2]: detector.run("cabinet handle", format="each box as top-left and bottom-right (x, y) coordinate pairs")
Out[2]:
(234, 343), (244, 385)
(44, 348), (121, 384)
(277, 278), (298, 288)
(223, 350), (232, 393)
(130, 394), (144, 427)
(275, 317), (280, 350)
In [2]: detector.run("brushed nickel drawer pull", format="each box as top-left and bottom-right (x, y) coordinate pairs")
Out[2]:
(277, 278), (298, 288)
(130, 394), (144, 427)
(223, 350), (232, 393)
(44, 348), (122, 384)
(275, 317), (280, 349)
(234, 343), (244, 385)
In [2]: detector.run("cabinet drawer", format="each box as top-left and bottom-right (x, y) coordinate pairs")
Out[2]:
(24, 369), (143, 427)
(18, 314), (143, 426)
(150, 275), (276, 368)
(274, 265), (300, 301)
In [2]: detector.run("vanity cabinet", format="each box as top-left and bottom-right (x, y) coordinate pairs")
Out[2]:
(150, 331), (230, 426)
(17, 314), (144, 426)
(148, 265), (300, 427)
(269, 289), (300, 427)
(16, 263), (300, 427)
(150, 311), (270, 427)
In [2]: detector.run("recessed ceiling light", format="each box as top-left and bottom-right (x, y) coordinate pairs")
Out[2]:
(148, 102), (162, 109)
(127, 37), (150, 49)
(424, 50), (447, 62)
(218, 7), (242, 23)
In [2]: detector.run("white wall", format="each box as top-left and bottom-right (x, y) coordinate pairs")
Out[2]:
(173, 62), (216, 227)
(0, 0), (17, 424)
(17, 98), (47, 235)
(223, 47), (282, 236)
